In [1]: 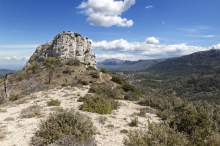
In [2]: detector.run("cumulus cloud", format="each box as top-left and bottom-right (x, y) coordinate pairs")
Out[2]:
(213, 44), (220, 49)
(77, 0), (135, 27)
(146, 37), (159, 44)
(0, 56), (29, 70)
(146, 5), (153, 9)
(0, 44), (39, 49)
(96, 53), (145, 62)
(0, 56), (29, 61)
(92, 38), (210, 60)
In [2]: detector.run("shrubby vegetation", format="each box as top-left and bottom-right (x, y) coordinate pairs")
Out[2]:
(21, 105), (42, 118)
(111, 75), (124, 85)
(89, 82), (122, 99)
(124, 123), (190, 146)
(79, 95), (118, 114)
(47, 99), (61, 106)
(32, 108), (97, 146)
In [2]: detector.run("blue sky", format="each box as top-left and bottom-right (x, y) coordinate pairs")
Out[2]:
(0, 0), (220, 69)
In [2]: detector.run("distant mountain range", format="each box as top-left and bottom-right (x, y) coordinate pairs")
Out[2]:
(97, 59), (165, 72)
(98, 49), (220, 76)
(147, 49), (220, 76)
(0, 69), (15, 77)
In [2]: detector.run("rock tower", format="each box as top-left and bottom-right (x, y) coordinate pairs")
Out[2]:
(25, 31), (96, 68)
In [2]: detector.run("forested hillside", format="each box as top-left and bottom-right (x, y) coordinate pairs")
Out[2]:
(147, 49), (220, 77)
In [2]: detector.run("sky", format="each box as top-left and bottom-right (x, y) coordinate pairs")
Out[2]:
(0, 0), (220, 70)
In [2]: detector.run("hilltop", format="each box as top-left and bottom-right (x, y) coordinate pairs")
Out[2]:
(0, 31), (161, 146)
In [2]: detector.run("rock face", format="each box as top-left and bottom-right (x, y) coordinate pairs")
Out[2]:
(25, 31), (96, 68)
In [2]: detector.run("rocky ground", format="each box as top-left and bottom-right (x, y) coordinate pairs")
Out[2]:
(0, 86), (160, 146)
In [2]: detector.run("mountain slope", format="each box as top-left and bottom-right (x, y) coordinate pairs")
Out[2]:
(0, 69), (14, 76)
(147, 49), (220, 76)
(97, 59), (164, 72)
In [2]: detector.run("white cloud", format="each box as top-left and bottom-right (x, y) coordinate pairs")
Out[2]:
(0, 56), (29, 70)
(77, 0), (135, 27)
(0, 56), (29, 61)
(0, 44), (39, 49)
(96, 53), (143, 62)
(213, 44), (220, 49)
(202, 35), (216, 38)
(92, 38), (211, 60)
(146, 5), (153, 9)
(146, 37), (159, 44)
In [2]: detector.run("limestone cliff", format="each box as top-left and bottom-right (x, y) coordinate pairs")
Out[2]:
(25, 31), (96, 68)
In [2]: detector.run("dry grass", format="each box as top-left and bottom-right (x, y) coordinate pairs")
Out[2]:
(4, 117), (14, 121)
(20, 105), (43, 118)
(47, 99), (61, 106)
(0, 127), (6, 140)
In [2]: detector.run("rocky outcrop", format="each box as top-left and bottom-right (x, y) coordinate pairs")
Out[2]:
(25, 31), (96, 68)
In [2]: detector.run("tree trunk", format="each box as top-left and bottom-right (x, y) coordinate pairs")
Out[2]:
(4, 73), (13, 101)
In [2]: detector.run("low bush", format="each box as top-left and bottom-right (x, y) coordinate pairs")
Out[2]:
(47, 99), (61, 106)
(21, 105), (42, 118)
(32, 109), (96, 146)
(97, 116), (107, 125)
(122, 83), (142, 96)
(61, 83), (68, 87)
(139, 109), (146, 117)
(80, 96), (118, 114)
(0, 129), (6, 140)
(9, 94), (20, 101)
(62, 67), (72, 75)
(66, 58), (80, 66)
(130, 117), (138, 127)
(92, 72), (100, 78)
(124, 91), (140, 101)
(89, 83), (121, 99)
(49, 137), (97, 146)
(124, 123), (189, 146)
(78, 79), (89, 85)
(100, 68), (108, 73)
(111, 75), (124, 85)
(120, 129), (129, 134)
(87, 66), (96, 70)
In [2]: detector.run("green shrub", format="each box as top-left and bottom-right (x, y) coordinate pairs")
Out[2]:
(124, 123), (189, 146)
(32, 109), (96, 146)
(87, 66), (96, 70)
(47, 99), (61, 106)
(120, 129), (129, 134)
(124, 91), (140, 101)
(122, 83), (142, 96)
(44, 57), (60, 69)
(80, 96), (118, 114)
(107, 124), (114, 128)
(92, 72), (100, 78)
(89, 83), (121, 99)
(139, 109), (146, 117)
(29, 62), (37, 73)
(111, 75), (124, 85)
(100, 68), (108, 73)
(130, 117), (138, 127)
